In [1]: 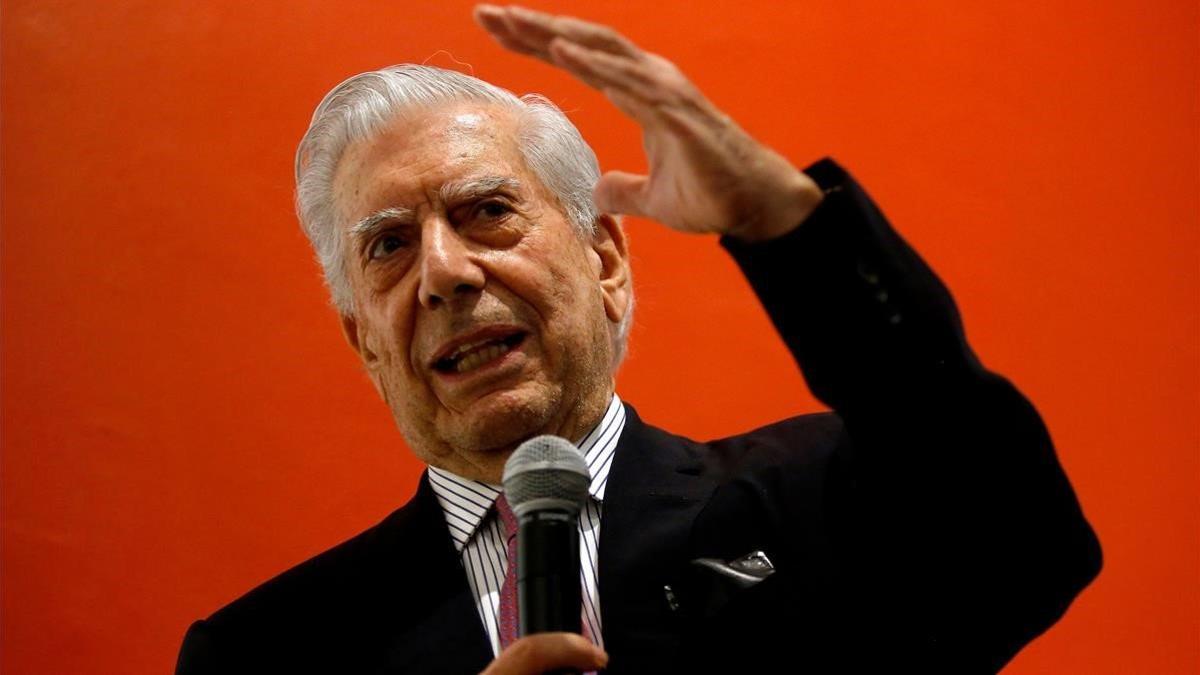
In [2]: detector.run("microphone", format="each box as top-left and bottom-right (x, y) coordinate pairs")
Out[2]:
(502, 434), (590, 639)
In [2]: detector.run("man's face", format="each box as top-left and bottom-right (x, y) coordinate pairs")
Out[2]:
(333, 102), (630, 483)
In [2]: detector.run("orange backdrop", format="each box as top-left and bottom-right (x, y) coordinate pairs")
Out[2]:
(2, 1), (1196, 672)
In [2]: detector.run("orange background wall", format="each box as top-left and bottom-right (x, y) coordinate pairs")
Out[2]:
(2, 1), (1196, 672)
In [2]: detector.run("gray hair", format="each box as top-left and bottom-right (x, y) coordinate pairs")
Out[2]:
(294, 64), (632, 367)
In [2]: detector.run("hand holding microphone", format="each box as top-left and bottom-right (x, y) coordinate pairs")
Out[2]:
(484, 435), (604, 674)
(479, 634), (608, 675)
(502, 435), (589, 639)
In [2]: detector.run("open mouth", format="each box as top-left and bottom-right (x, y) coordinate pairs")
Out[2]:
(432, 331), (526, 375)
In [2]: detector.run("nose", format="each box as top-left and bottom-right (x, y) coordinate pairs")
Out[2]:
(417, 219), (485, 309)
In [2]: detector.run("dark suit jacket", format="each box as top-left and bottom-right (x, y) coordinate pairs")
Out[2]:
(177, 160), (1101, 674)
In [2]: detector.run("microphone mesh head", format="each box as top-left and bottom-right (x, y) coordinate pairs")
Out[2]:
(502, 435), (591, 517)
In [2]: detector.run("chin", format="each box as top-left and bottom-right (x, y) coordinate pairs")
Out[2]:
(446, 386), (562, 455)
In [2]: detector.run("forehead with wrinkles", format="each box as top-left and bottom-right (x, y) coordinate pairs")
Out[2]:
(332, 103), (529, 223)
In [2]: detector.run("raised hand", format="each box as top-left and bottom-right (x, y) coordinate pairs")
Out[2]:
(474, 4), (824, 241)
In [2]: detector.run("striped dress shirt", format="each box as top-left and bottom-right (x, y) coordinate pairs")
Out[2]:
(427, 395), (626, 657)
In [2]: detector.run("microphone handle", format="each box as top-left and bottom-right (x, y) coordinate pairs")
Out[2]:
(517, 510), (581, 636)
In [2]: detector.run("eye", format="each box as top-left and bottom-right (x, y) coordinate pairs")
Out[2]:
(476, 200), (513, 221)
(368, 233), (407, 260)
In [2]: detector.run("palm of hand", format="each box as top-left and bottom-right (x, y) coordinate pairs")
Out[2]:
(638, 121), (747, 235)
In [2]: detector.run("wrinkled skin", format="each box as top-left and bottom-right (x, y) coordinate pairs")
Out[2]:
(334, 103), (631, 483)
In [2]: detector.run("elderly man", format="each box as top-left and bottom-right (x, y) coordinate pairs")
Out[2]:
(177, 6), (1100, 674)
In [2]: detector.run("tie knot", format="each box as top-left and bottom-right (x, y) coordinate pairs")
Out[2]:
(495, 493), (518, 542)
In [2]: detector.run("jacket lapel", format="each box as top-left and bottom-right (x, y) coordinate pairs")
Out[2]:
(378, 474), (494, 673)
(597, 404), (717, 672)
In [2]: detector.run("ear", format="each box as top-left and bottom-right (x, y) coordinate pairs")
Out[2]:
(589, 214), (631, 325)
(340, 312), (379, 366)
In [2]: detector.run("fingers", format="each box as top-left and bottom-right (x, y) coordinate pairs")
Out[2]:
(476, 5), (711, 132)
(548, 39), (661, 104)
(594, 171), (650, 217)
(475, 4), (664, 105)
(511, 8), (641, 58)
(474, 5), (546, 58)
(474, 5), (543, 58)
(479, 633), (608, 675)
(475, 4), (641, 62)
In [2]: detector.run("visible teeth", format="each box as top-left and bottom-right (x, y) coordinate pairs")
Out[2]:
(455, 342), (511, 373)
(451, 340), (487, 359)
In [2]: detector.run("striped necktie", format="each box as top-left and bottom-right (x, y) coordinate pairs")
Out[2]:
(495, 492), (598, 668)
(495, 493), (521, 649)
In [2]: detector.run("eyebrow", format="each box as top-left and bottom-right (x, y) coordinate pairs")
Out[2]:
(346, 176), (523, 245)
(439, 176), (522, 205)
(348, 206), (415, 245)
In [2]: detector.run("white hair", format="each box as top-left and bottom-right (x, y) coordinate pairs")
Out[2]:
(294, 64), (632, 367)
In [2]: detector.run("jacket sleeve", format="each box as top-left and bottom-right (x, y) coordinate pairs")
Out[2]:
(176, 620), (219, 675)
(720, 159), (1102, 672)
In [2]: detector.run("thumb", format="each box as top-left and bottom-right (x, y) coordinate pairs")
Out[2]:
(594, 170), (649, 216)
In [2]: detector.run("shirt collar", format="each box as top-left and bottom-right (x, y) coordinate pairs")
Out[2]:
(428, 394), (626, 553)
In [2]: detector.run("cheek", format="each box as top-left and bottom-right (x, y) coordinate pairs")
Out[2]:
(389, 312), (418, 372)
(517, 253), (593, 325)
(363, 261), (413, 296)
(360, 297), (416, 372)
(544, 261), (609, 348)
